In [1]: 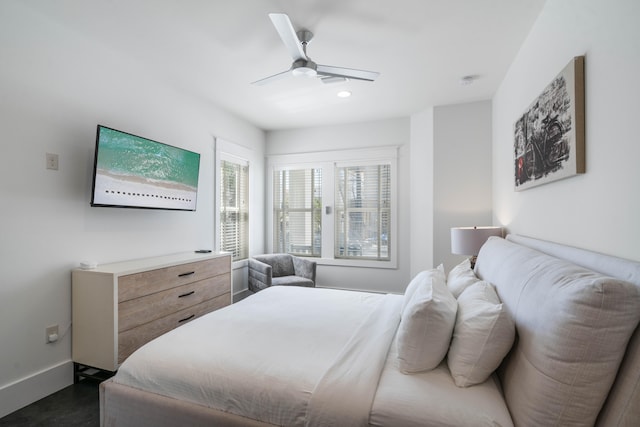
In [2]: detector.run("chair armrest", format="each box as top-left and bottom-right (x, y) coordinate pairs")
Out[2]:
(248, 258), (272, 292)
(292, 256), (316, 283)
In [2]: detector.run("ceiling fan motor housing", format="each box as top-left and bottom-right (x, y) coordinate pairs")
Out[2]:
(292, 58), (318, 77)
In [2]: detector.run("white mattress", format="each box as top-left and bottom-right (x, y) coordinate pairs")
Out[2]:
(371, 344), (513, 426)
(113, 286), (513, 426)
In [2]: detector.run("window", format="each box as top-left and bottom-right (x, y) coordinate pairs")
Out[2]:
(273, 168), (322, 256)
(335, 164), (391, 261)
(268, 147), (397, 268)
(220, 158), (249, 261)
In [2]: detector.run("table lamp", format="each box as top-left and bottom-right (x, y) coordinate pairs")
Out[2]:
(451, 226), (503, 267)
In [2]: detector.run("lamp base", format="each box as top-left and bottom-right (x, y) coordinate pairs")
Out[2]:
(469, 255), (478, 269)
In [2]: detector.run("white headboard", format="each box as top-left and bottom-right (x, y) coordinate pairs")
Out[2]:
(506, 234), (640, 286)
(504, 233), (640, 426)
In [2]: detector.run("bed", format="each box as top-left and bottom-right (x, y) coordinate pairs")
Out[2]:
(100, 235), (640, 426)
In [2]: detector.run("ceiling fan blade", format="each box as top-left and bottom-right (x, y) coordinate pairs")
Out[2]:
(320, 76), (348, 84)
(317, 65), (380, 82)
(251, 69), (291, 86)
(269, 13), (307, 61)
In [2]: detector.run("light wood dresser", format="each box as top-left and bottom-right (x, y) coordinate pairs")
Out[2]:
(72, 251), (231, 375)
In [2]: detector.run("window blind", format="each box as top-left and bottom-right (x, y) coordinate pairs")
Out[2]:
(335, 164), (390, 260)
(220, 159), (249, 261)
(273, 168), (322, 256)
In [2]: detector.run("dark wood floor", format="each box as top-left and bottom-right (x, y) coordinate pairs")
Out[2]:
(0, 379), (99, 427)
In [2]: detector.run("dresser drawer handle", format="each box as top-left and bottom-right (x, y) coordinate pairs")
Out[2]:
(178, 271), (195, 277)
(178, 291), (195, 298)
(178, 314), (195, 323)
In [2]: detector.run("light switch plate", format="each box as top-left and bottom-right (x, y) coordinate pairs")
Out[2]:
(46, 153), (59, 170)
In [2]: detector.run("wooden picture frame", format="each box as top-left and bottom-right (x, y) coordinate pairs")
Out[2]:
(514, 56), (585, 191)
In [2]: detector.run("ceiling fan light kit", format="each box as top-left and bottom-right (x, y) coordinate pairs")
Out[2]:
(252, 13), (380, 86)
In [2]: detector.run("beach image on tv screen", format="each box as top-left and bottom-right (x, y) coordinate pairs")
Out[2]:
(92, 127), (200, 210)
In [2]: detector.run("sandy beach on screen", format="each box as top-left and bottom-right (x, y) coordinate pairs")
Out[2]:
(93, 170), (197, 210)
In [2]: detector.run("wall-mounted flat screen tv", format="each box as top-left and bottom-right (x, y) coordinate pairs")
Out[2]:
(91, 125), (201, 211)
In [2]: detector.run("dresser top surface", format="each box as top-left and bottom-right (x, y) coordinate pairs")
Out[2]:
(73, 251), (231, 276)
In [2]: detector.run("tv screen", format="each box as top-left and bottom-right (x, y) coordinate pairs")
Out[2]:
(91, 125), (201, 211)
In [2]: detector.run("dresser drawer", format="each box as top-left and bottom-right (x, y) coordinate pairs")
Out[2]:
(118, 256), (230, 302)
(118, 273), (230, 333)
(118, 293), (230, 364)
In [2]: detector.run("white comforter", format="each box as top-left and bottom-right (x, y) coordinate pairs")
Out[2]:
(114, 286), (513, 427)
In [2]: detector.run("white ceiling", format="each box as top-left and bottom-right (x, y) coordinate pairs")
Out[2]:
(30, 0), (545, 130)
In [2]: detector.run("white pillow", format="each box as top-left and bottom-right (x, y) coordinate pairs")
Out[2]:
(447, 258), (479, 298)
(397, 270), (457, 373)
(401, 265), (444, 314)
(447, 280), (515, 387)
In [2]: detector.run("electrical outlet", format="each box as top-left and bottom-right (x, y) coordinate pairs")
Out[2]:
(46, 153), (59, 170)
(46, 324), (59, 343)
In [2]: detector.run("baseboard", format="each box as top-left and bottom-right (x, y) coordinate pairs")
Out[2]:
(0, 360), (73, 418)
(232, 288), (252, 303)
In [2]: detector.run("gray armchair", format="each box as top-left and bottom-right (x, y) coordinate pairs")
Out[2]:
(248, 254), (316, 293)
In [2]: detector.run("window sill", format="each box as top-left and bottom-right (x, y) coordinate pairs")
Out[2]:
(314, 257), (397, 270)
(232, 259), (248, 270)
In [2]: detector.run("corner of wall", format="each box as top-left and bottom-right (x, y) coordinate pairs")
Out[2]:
(409, 108), (435, 276)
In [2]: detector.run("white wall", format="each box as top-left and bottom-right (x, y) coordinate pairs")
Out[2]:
(266, 107), (493, 291)
(434, 101), (493, 270)
(493, 0), (640, 261)
(266, 118), (412, 294)
(410, 102), (494, 273)
(409, 109), (435, 276)
(0, 2), (265, 417)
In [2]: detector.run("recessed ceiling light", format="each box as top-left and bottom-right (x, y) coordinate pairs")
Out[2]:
(337, 90), (352, 98)
(459, 75), (477, 86)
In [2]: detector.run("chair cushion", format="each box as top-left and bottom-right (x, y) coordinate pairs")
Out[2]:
(272, 276), (315, 287)
(254, 254), (295, 277)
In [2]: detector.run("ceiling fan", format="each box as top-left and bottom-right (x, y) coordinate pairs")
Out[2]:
(252, 13), (380, 86)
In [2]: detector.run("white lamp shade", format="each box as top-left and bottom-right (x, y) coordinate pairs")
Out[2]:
(451, 226), (503, 256)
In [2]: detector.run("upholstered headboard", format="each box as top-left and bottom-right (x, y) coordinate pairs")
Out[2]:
(474, 234), (640, 427)
(503, 234), (640, 427)
(506, 234), (640, 286)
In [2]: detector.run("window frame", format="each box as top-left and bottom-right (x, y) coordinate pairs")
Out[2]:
(273, 167), (323, 257)
(334, 162), (392, 262)
(215, 148), (250, 265)
(267, 147), (397, 269)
